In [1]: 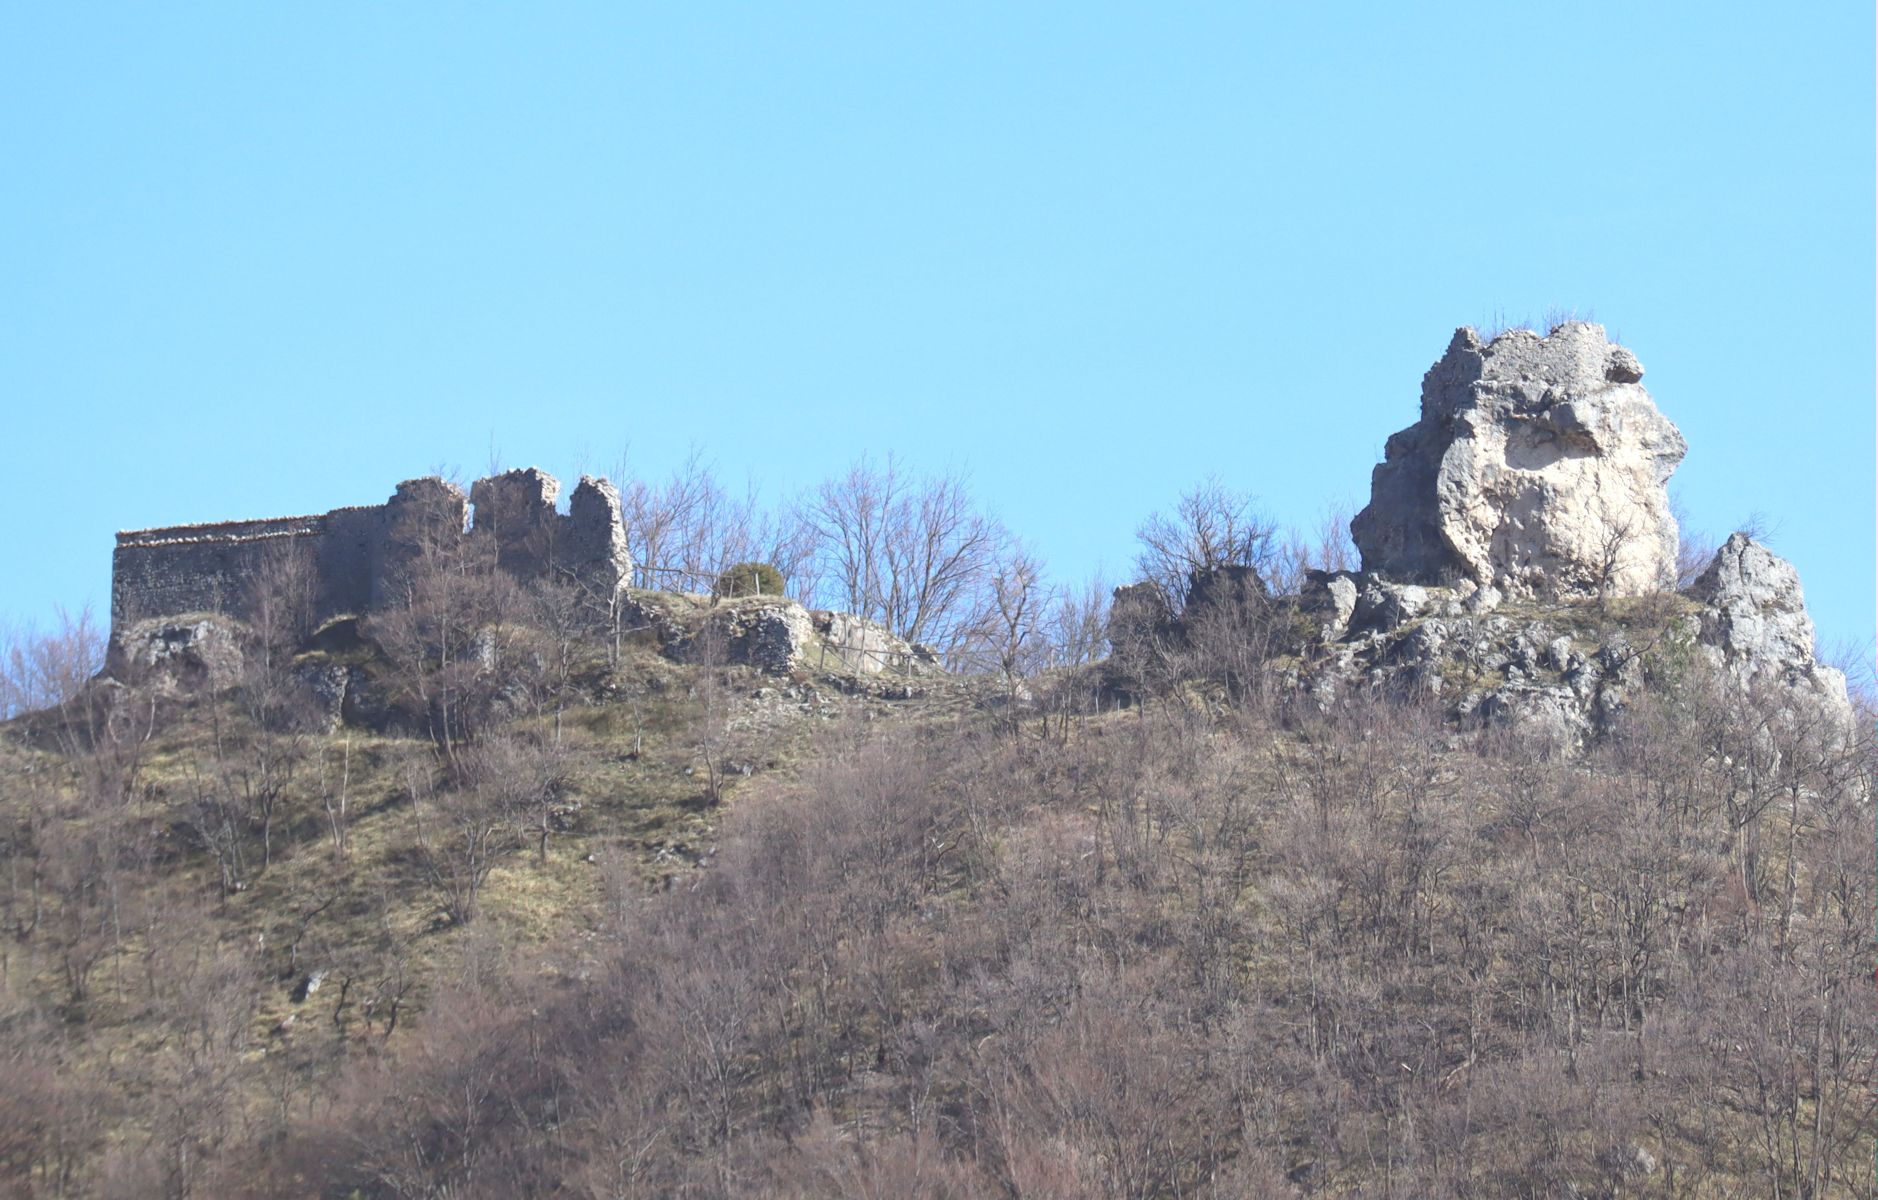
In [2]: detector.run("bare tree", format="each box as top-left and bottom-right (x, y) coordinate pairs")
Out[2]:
(804, 455), (1009, 657)
(405, 750), (516, 926)
(456, 731), (567, 865)
(1591, 505), (1640, 610)
(0, 607), (105, 723)
(1045, 570), (1110, 670)
(615, 449), (818, 598)
(366, 497), (526, 757)
(965, 550), (1052, 715)
(1134, 476), (1276, 613)
(1670, 491), (1718, 590)
(1269, 501), (1356, 595)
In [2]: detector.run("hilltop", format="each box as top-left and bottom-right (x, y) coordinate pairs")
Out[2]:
(0, 323), (1869, 1199)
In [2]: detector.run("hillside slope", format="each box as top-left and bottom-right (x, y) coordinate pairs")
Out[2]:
(1, 587), (1871, 1198)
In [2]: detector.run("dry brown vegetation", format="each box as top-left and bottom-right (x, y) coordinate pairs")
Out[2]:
(0, 475), (1872, 1199)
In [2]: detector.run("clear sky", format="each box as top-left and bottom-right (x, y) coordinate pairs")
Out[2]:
(3, 3), (1872, 660)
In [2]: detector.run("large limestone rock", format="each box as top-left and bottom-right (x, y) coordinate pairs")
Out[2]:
(814, 611), (941, 674)
(105, 614), (247, 692)
(1100, 325), (1850, 750)
(673, 598), (818, 673)
(1351, 323), (1686, 601)
(1687, 533), (1851, 721)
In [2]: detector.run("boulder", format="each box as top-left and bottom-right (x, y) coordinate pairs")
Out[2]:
(672, 598), (815, 673)
(1474, 683), (1587, 754)
(1351, 322), (1686, 601)
(655, 593), (937, 678)
(294, 660), (351, 728)
(1353, 579), (1440, 633)
(1300, 571), (1360, 641)
(813, 611), (940, 675)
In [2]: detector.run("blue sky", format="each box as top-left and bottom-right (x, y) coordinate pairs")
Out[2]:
(3, 3), (1872, 659)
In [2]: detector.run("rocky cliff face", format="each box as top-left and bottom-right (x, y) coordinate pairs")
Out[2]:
(1108, 323), (1851, 746)
(1351, 323), (1686, 602)
(1686, 533), (1849, 712)
(1288, 538), (1852, 748)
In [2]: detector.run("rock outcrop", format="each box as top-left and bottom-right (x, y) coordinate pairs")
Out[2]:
(105, 614), (247, 693)
(1351, 323), (1686, 602)
(625, 592), (942, 678)
(1686, 533), (1851, 720)
(1102, 325), (1851, 748)
(1284, 533), (1853, 748)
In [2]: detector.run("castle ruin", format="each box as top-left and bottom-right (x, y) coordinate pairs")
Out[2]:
(110, 468), (634, 631)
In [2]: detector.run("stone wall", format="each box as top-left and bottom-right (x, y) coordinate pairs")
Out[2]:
(112, 514), (343, 628)
(111, 469), (634, 633)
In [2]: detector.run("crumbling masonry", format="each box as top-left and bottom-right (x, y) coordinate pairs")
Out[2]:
(110, 469), (634, 631)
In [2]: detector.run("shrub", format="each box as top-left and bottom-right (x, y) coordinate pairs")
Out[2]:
(714, 561), (785, 599)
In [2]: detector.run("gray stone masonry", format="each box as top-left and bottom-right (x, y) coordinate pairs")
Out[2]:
(111, 469), (634, 632)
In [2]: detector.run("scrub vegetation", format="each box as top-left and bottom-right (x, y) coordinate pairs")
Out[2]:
(0, 462), (1871, 1199)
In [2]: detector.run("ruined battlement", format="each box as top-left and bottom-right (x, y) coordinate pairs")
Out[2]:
(117, 513), (334, 547)
(110, 470), (634, 632)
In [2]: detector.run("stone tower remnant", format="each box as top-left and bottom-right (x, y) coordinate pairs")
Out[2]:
(110, 469), (634, 632)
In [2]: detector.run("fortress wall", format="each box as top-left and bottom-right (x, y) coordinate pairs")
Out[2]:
(110, 471), (634, 635)
(111, 515), (333, 627)
(314, 505), (392, 619)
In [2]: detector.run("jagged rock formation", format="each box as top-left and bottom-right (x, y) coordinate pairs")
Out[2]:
(1107, 324), (1851, 746)
(1288, 530), (1852, 746)
(1686, 533), (1850, 715)
(1351, 323), (1686, 601)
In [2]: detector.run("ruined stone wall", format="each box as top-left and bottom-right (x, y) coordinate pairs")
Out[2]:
(318, 505), (394, 617)
(113, 515), (334, 628)
(110, 469), (634, 634)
